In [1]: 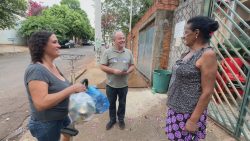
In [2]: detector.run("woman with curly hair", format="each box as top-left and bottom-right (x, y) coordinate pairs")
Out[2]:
(165, 16), (219, 141)
(24, 31), (86, 141)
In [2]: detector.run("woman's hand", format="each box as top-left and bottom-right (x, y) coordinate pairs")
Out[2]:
(184, 119), (198, 133)
(72, 83), (86, 93)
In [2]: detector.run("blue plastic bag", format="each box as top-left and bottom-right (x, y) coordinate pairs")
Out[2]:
(86, 86), (110, 114)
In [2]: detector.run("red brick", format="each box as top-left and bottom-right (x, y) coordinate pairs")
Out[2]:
(127, 0), (178, 69)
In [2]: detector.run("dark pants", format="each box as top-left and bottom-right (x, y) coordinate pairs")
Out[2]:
(106, 85), (128, 122)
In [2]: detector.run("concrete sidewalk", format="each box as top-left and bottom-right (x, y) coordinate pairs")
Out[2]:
(16, 65), (236, 141)
(0, 45), (28, 55)
(18, 88), (235, 141)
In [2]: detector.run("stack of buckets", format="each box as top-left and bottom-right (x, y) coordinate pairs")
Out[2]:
(152, 69), (172, 94)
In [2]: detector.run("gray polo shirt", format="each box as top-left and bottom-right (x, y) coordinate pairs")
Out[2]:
(100, 47), (134, 88)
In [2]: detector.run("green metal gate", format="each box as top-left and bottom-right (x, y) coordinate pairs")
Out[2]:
(207, 0), (250, 140)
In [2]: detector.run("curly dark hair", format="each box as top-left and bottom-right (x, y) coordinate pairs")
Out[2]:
(28, 31), (53, 63)
(187, 16), (219, 43)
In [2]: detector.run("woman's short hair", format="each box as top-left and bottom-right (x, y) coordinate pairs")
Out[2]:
(28, 31), (53, 63)
(187, 16), (219, 43)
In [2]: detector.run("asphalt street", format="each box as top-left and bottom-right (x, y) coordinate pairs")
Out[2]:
(0, 46), (95, 140)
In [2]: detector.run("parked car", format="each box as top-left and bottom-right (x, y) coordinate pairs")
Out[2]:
(82, 40), (93, 46)
(59, 39), (75, 49)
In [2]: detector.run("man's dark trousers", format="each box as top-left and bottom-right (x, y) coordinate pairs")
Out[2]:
(106, 85), (128, 122)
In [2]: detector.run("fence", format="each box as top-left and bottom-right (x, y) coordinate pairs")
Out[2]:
(207, 0), (250, 140)
(168, 0), (250, 140)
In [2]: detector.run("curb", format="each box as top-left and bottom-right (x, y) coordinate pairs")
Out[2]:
(0, 46), (29, 55)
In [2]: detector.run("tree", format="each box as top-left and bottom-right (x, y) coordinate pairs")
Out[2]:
(0, 0), (27, 29)
(131, 0), (153, 27)
(101, 11), (117, 43)
(19, 4), (94, 41)
(28, 0), (47, 16)
(102, 0), (153, 37)
(60, 0), (94, 40)
(60, 0), (81, 10)
(18, 15), (68, 40)
(42, 5), (93, 40)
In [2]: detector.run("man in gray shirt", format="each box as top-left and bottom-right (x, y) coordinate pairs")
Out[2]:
(100, 31), (134, 130)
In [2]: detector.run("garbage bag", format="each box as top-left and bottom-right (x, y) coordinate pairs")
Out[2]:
(69, 92), (96, 122)
(86, 86), (110, 114)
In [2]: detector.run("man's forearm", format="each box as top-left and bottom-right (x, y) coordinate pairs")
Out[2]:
(100, 64), (114, 74)
(127, 65), (135, 73)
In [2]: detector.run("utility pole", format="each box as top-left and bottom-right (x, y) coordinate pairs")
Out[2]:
(129, 0), (133, 51)
(129, 0), (133, 32)
(95, 0), (102, 63)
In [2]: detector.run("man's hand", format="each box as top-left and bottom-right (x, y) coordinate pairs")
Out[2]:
(126, 64), (135, 74)
(112, 69), (129, 75)
(126, 70), (132, 74)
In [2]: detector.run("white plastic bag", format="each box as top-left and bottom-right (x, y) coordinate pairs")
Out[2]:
(69, 92), (96, 122)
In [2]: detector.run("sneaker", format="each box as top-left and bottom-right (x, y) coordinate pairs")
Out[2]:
(118, 121), (125, 130)
(106, 121), (116, 130)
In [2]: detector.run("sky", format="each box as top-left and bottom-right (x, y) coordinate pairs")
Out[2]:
(34, 0), (95, 27)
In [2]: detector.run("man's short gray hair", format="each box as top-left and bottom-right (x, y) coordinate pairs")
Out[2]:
(112, 30), (124, 41)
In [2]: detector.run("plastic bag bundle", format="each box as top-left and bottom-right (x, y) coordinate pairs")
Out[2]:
(86, 86), (110, 114)
(69, 92), (96, 122)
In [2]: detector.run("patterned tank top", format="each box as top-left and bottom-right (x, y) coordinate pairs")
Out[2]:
(167, 47), (213, 113)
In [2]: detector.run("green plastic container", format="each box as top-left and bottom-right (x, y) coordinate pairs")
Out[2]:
(152, 70), (172, 94)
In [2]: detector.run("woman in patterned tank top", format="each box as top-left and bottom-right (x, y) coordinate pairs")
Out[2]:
(165, 16), (219, 141)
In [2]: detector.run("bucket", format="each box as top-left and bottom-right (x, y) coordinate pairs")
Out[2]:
(152, 69), (172, 94)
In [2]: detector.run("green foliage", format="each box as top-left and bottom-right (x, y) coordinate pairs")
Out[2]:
(42, 5), (93, 39)
(102, 0), (153, 37)
(60, 0), (81, 10)
(19, 4), (94, 41)
(222, 34), (250, 57)
(232, 35), (250, 58)
(131, 0), (153, 27)
(18, 15), (68, 40)
(0, 0), (28, 29)
(101, 11), (117, 43)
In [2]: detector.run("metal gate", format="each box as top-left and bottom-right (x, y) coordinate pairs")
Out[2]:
(137, 24), (155, 79)
(207, 0), (250, 140)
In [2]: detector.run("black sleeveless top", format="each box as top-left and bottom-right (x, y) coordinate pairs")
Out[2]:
(167, 47), (213, 113)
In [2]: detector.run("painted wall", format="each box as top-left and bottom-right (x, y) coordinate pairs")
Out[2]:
(0, 16), (26, 46)
(0, 29), (26, 45)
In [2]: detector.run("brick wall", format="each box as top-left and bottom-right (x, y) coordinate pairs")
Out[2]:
(127, 0), (178, 69)
(155, 0), (179, 11)
(159, 11), (174, 69)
